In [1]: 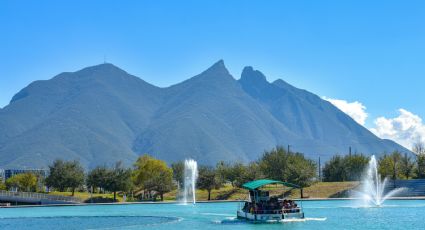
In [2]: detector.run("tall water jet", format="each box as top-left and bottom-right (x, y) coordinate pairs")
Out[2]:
(182, 159), (198, 204)
(354, 155), (405, 207)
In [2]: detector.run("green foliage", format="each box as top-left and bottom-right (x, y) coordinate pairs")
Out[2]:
(323, 154), (369, 182)
(216, 161), (247, 187)
(416, 154), (425, 179)
(0, 181), (5, 190)
(323, 155), (346, 182)
(198, 165), (222, 200)
(400, 153), (415, 179)
(133, 154), (174, 201)
(87, 166), (109, 192)
(171, 161), (184, 187)
(379, 152), (401, 180)
(413, 142), (425, 179)
(240, 162), (264, 185)
(5, 173), (37, 192)
(104, 162), (133, 201)
(259, 146), (316, 187)
(45, 159), (85, 196)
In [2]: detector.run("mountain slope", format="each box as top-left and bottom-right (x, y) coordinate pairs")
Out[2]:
(0, 64), (162, 168)
(133, 60), (302, 164)
(239, 66), (405, 156)
(0, 61), (410, 168)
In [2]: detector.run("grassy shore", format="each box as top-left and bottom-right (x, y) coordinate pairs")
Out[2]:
(50, 181), (359, 203)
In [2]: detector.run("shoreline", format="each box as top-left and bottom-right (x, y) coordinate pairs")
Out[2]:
(2, 197), (425, 208)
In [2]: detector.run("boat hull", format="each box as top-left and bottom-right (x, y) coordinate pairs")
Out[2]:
(237, 210), (304, 222)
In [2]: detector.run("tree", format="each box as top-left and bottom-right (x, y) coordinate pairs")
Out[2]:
(400, 153), (415, 179)
(148, 166), (173, 201)
(197, 165), (222, 200)
(323, 155), (346, 182)
(413, 142), (425, 155)
(0, 181), (5, 190)
(133, 155), (174, 201)
(171, 161), (184, 188)
(104, 162), (133, 201)
(413, 142), (425, 178)
(323, 154), (369, 182)
(239, 162), (263, 186)
(5, 173), (37, 192)
(286, 152), (317, 187)
(45, 159), (85, 196)
(344, 154), (369, 181)
(378, 152), (403, 180)
(216, 161), (246, 187)
(416, 154), (425, 179)
(87, 166), (109, 193)
(259, 146), (316, 187)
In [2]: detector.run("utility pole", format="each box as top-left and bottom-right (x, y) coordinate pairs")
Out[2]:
(318, 156), (321, 182)
(287, 145), (291, 154)
(349, 146), (352, 157)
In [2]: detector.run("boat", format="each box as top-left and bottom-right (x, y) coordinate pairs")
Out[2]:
(237, 179), (305, 221)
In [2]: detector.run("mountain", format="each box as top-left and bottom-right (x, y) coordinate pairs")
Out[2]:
(0, 61), (410, 168)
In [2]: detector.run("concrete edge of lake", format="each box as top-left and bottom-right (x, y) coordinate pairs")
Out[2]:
(2, 196), (425, 209)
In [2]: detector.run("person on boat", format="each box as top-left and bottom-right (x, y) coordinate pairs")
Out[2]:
(283, 200), (290, 213)
(293, 203), (299, 213)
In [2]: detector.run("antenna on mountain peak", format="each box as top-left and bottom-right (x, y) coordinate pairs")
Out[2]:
(103, 55), (107, 64)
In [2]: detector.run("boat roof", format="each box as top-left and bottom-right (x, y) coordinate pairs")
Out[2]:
(242, 179), (300, 190)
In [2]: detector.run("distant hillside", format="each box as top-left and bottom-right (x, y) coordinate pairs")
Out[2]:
(0, 61), (410, 168)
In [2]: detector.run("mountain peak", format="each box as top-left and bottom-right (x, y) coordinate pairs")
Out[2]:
(202, 59), (229, 75)
(240, 66), (268, 85)
(78, 63), (128, 75)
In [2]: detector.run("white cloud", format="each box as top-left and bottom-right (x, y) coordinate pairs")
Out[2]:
(323, 97), (368, 125)
(370, 109), (425, 149)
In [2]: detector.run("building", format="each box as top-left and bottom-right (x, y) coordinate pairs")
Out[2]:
(4, 169), (48, 180)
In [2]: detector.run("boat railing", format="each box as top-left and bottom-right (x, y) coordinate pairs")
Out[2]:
(244, 207), (302, 215)
(282, 207), (302, 213)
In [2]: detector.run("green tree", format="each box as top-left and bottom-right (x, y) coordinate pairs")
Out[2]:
(400, 153), (415, 179)
(104, 162), (133, 201)
(0, 181), (5, 190)
(259, 146), (316, 187)
(239, 162), (263, 185)
(323, 155), (346, 182)
(286, 152), (317, 187)
(216, 161), (246, 187)
(171, 161), (184, 187)
(413, 142), (425, 178)
(344, 154), (369, 181)
(5, 173), (37, 192)
(45, 159), (85, 196)
(378, 152), (403, 180)
(133, 155), (174, 201)
(323, 154), (369, 182)
(197, 165), (222, 200)
(87, 166), (109, 193)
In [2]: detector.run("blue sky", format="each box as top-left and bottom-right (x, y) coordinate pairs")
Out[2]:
(1, 0), (424, 148)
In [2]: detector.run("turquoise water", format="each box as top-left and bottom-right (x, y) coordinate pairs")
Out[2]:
(0, 200), (424, 229)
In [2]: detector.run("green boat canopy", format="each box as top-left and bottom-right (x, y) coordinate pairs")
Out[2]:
(242, 179), (300, 190)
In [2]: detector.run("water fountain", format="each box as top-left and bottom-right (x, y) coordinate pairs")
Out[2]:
(182, 159), (198, 205)
(354, 155), (405, 206)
